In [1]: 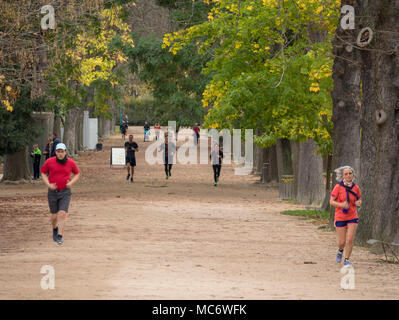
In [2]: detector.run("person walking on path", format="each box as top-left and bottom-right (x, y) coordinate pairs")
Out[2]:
(193, 123), (200, 146)
(154, 122), (161, 141)
(40, 143), (80, 245)
(125, 134), (139, 183)
(159, 134), (176, 179)
(30, 144), (42, 180)
(210, 143), (223, 186)
(120, 120), (127, 141)
(50, 133), (61, 157)
(43, 137), (52, 160)
(329, 166), (362, 266)
(124, 114), (129, 129)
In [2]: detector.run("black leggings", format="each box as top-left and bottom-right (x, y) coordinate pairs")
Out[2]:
(212, 165), (221, 182)
(164, 163), (172, 175)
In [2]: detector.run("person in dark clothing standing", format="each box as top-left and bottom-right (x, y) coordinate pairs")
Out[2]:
(125, 134), (139, 183)
(50, 133), (61, 157)
(159, 134), (176, 179)
(210, 143), (223, 186)
(193, 123), (200, 146)
(30, 144), (42, 180)
(43, 137), (52, 160)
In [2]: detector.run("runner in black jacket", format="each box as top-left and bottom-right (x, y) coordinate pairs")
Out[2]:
(210, 144), (223, 186)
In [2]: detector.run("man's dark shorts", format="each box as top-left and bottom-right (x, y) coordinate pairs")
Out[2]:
(48, 188), (72, 214)
(126, 154), (136, 166)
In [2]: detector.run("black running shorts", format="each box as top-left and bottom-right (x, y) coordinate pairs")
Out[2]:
(48, 188), (72, 214)
(126, 154), (136, 166)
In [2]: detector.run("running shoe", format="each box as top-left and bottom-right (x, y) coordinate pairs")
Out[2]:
(166, 175), (169, 180)
(126, 174), (130, 180)
(214, 182), (217, 187)
(130, 177), (134, 183)
(336, 251), (343, 263)
(53, 227), (58, 242)
(56, 235), (63, 245)
(344, 259), (351, 266)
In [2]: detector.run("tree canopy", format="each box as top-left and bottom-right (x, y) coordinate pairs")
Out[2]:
(163, 0), (341, 154)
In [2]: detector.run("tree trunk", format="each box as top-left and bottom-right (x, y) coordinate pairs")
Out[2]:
(356, 0), (399, 244)
(53, 114), (61, 138)
(255, 144), (263, 176)
(32, 112), (54, 167)
(31, 32), (47, 100)
(63, 108), (80, 157)
(331, 0), (361, 174)
(290, 141), (300, 199)
(321, 154), (333, 212)
(276, 138), (293, 181)
(268, 144), (279, 182)
(330, 0), (362, 228)
(75, 109), (84, 154)
(296, 140), (325, 205)
(2, 148), (31, 182)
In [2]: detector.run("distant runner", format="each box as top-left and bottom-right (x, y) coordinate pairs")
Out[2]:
(120, 120), (127, 141)
(125, 134), (139, 183)
(144, 121), (150, 142)
(159, 134), (176, 179)
(40, 143), (80, 245)
(193, 123), (200, 146)
(210, 143), (223, 186)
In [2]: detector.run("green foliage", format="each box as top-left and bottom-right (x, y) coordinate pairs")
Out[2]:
(156, 0), (210, 29)
(45, 3), (134, 119)
(163, 0), (340, 154)
(0, 88), (42, 156)
(126, 35), (211, 127)
(123, 95), (156, 125)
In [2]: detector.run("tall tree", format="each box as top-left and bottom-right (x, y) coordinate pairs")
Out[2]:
(163, 0), (339, 204)
(127, 36), (210, 127)
(331, 0), (361, 173)
(355, 0), (399, 244)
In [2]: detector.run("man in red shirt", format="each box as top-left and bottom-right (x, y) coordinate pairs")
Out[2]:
(41, 143), (80, 245)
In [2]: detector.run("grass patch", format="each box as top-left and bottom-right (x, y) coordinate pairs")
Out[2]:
(281, 209), (330, 221)
(281, 199), (296, 203)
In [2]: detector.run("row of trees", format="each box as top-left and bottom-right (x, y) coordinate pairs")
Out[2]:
(162, 0), (398, 244)
(0, 0), (136, 179)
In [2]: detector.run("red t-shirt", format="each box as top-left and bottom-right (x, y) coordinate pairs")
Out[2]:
(193, 126), (200, 134)
(40, 157), (80, 190)
(331, 183), (361, 222)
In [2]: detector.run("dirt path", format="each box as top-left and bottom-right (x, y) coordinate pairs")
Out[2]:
(0, 126), (398, 299)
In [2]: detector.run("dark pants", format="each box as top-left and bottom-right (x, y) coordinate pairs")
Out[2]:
(164, 163), (172, 175)
(194, 133), (199, 145)
(33, 163), (40, 179)
(48, 188), (72, 213)
(213, 165), (221, 182)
